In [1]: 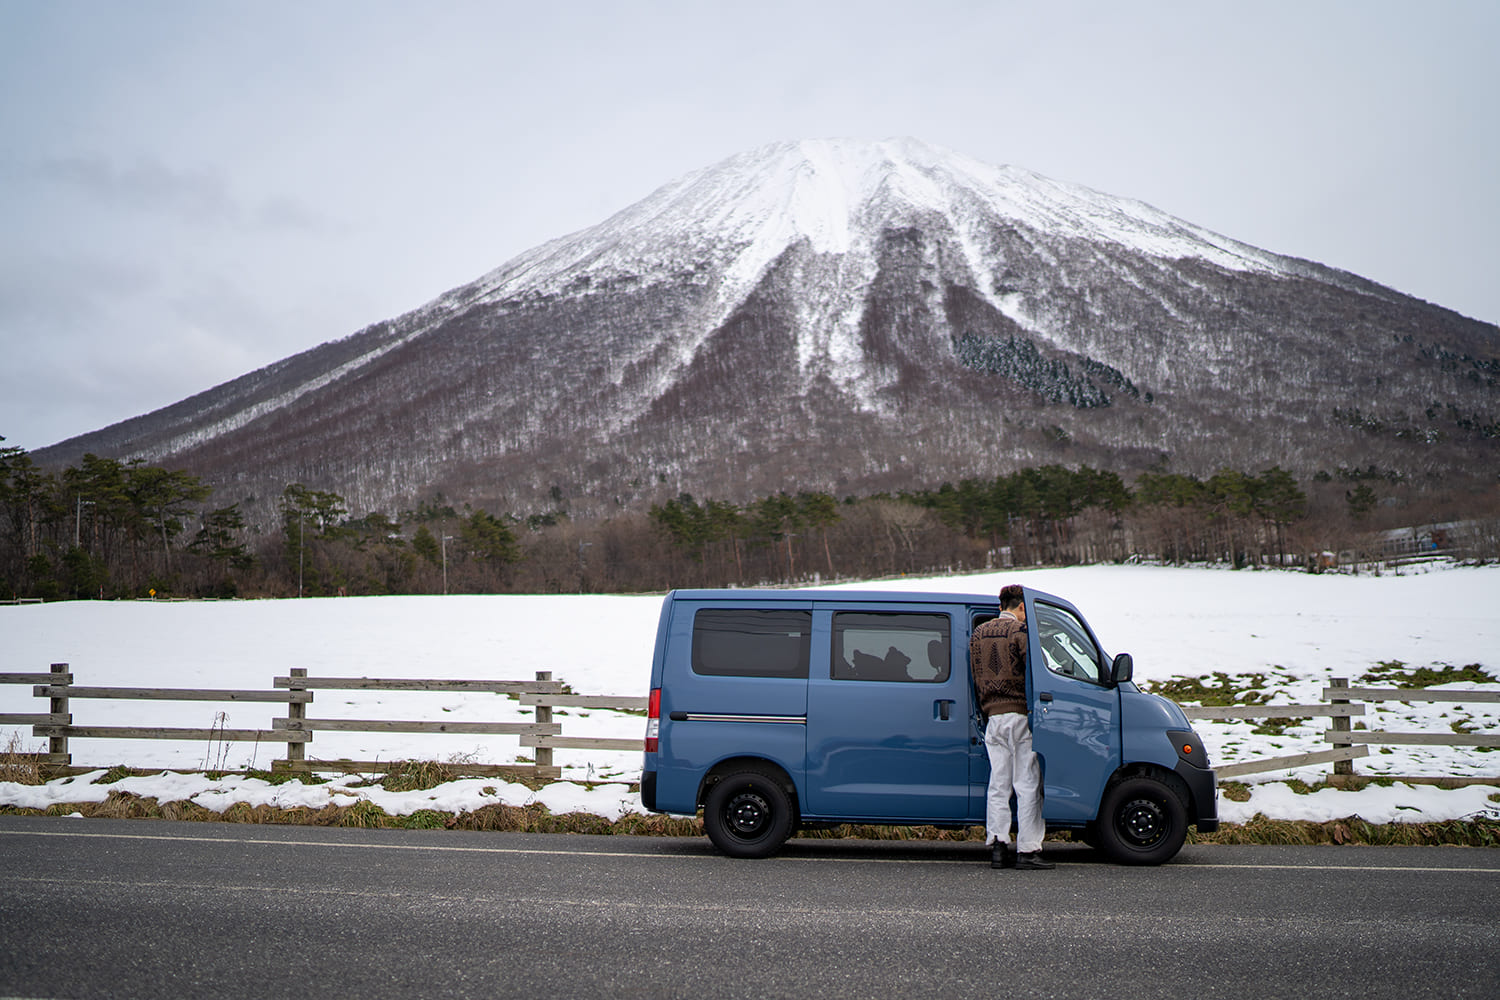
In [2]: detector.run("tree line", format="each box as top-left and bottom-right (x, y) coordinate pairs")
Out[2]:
(3, 435), (1494, 601)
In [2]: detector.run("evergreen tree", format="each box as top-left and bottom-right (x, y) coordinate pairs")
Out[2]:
(412, 524), (441, 565)
(1346, 484), (1378, 520)
(461, 509), (520, 564)
(190, 505), (254, 573)
(797, 491), (840, 576)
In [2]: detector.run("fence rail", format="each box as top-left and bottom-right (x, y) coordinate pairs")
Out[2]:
(1181, 704), (1365, 720)
(1, 663), (644, 780)
(33, 686), (313, 704)
(1325, 686), (1500, 704)
(0, 671), (73, 730)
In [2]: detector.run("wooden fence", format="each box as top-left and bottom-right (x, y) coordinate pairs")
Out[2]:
(1180, 676), (1500, 785)
(1, 663), (646, 782)
(3, 668), (1495, 786)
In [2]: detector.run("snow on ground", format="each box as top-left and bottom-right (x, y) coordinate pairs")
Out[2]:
(2, 564), (1497, 826)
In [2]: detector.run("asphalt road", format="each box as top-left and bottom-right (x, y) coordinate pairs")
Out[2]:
(1, 816), (1497, 1000)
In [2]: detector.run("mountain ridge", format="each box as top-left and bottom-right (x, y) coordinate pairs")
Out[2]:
(34, 138), (1499, 526)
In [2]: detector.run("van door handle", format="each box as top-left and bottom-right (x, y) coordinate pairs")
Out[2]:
(935, 699), (954, 721)
(1039, 693), (1053, 703)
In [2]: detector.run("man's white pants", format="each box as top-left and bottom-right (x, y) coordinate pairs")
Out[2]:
(984, 712), (1044, 853)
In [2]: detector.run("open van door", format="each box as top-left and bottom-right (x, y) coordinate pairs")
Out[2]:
(1025, 595), (1122, 825)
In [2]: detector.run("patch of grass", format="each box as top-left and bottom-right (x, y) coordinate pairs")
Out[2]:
(337, 800), (392, 828)
(1143, 672), (1274, 706)
(0, 733), (44, 785)
(91, 790), (161, 819)
(97, 765), (133, 785)
(221, 801), (267, 824)
(1361, 660), (1496, 687)
(1219, 781), (1252, 802)
(245, 768), (328, 786)
(401, 809), (447, 830)
(1190, 815), (1500, 848)
(1251, 717), (1310, 736)
(375, 759), (464, 793)
(159, 800), (220, 822)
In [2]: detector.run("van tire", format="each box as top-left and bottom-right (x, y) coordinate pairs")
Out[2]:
(1096, 776), (1188, 866)
(703, 767), (796, 859)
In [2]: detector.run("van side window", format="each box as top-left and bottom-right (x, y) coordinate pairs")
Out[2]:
(832, 612), (951, 682)
(1035, 603), (1104, 684)
(691, 609), (811, 678)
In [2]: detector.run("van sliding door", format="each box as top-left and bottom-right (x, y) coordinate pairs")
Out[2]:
(804, 606), (971, 821)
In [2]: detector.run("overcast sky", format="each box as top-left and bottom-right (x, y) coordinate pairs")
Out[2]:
(3, 0), (1496, 453)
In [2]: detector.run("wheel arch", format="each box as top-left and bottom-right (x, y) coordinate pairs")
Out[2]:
(1103, 760), (1193, 817)
(698, 756), (801, 817)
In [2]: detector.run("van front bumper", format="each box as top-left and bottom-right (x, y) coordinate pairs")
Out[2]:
(1175, 760), (1219, 833)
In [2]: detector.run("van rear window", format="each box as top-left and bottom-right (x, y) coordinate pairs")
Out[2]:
(692, 609), (812, 678)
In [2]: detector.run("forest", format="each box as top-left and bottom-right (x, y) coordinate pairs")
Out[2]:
(2, 436), (1497, 601)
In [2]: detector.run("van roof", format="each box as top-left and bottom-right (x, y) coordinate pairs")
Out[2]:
(666, 587), (1052, 607)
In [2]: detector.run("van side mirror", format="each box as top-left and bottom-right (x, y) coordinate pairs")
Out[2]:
(1110, 652), (1134, 686)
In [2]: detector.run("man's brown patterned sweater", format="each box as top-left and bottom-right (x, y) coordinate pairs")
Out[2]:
(970, 614), (1028, 716)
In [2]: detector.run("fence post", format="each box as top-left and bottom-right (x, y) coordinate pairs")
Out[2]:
(534, 670), (553, 774)
(1329, 677), (1353, 778)
(48, 662), (71, 768)
(286, 668), (307, 765)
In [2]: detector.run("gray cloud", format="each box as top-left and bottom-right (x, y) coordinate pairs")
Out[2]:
(38, 155), (238, 224)
(36, 154), (336, 234)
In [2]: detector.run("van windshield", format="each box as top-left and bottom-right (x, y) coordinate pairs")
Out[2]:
(1035, 603), (1104, 684)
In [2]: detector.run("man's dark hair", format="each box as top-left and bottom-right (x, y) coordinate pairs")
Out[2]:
(999, 584), (1024, 610)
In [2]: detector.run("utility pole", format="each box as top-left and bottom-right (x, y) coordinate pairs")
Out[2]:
(74, 496), (94, 548)
(441, 534), (454, 594)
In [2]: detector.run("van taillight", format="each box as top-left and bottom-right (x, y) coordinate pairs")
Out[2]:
(645, 688), (661, 753)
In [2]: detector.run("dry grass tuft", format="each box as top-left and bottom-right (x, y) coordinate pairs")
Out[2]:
(0, 733), (45, 785)
(85, 791), (163, 820)
(374, 759), (464, 793)
(336, 799), (392, 828)
(1189, 814), (1500, 847)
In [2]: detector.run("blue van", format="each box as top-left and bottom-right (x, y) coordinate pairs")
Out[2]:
(640, 587), (1217, 864)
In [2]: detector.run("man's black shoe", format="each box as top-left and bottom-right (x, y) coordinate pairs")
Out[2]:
(990, 842), (1015, 869)
(1015, 852), (1055, 870)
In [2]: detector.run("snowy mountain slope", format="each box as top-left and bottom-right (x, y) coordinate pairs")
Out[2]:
(35, 138), (1499, 524)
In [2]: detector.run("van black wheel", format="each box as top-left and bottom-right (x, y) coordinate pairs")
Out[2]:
(704, 768), (795, 859)
(1096, 776), (1187, 866)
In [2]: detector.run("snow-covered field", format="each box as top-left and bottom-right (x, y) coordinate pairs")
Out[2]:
(3, 564), (1498, 826)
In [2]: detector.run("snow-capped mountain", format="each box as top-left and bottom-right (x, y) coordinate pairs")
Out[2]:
(36, 139), (1500, 524)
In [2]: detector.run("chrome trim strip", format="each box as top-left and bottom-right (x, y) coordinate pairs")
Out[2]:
(682, 713), (807, 725)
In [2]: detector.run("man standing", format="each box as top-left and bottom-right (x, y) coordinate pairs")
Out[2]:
(970, 584), (1053, 870)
